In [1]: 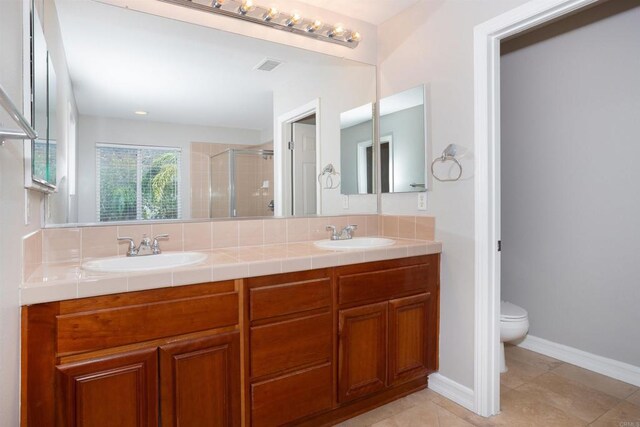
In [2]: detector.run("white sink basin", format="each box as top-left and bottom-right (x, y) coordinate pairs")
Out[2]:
(314, 237), (395, 250)
(82, 252), (208, 273)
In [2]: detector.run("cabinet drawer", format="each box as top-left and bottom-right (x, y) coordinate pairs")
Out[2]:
(251, 363), (333, 427)
(57, 292), (239, 355)
(338, 260), (433, 306)
(249, 276), (331, 321)
(251, 312), (332, 378)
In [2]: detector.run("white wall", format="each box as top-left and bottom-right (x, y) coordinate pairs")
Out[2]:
(76, 115), (262, 223)
(501, 1), (640, 366)
(272, 61), (378, 215)
(377, 0), (529, 389)
(0, 0), (44, 424)
(341, 120), (373, 195)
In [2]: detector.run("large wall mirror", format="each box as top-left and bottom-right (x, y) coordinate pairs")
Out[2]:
(379, 85), (427, 193)
(41, 0), (376, 226)
(340, 103), (375, 195)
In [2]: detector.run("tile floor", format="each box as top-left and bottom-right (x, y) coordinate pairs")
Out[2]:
(335, 345), (640, 426)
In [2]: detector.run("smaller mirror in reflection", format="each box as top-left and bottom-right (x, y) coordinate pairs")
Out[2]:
(340, 103), (375, 195)
(380, 85), (426, 193)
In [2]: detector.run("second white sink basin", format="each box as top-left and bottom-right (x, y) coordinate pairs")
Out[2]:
(314, 237), (395, 250)
(82, 252), (208, 273)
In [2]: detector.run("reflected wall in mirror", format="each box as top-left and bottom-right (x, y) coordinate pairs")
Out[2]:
(379, 85), (427, 193)
(31, 5), (56, 187)
(41, 0), (376, 226)
(340, 103), (375, 195)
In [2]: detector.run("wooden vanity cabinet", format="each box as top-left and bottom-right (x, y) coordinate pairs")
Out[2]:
(23, 281), (241, 427)
(245, 269), (334, 427)
(336, 256), (440, 404)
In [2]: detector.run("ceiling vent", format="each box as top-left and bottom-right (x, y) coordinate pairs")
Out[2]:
(254, 58), (282, 72)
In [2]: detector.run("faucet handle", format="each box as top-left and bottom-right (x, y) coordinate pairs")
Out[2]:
(152, 234), (169, 255)
(326, 225), (339, 240)
(117, 237), (137, 257)
(345, 224), (358, 231)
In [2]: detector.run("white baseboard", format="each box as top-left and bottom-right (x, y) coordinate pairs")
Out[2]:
(518, 335), (640, 387)
(428, 373), (475, 412)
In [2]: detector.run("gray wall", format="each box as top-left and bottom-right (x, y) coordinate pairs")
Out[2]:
(380, 105), (425, 193)
(501, 1), (640, 366)
(341, 119), (373, 195)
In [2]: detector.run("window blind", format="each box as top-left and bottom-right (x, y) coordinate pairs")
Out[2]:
(96, 144), (181, 222)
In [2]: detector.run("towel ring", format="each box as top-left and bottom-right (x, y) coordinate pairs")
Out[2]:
(318, 163), (341, 189)
(431, 154), (462, 182)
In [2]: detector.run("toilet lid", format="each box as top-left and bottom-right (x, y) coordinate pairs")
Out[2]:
(501, 301), (528, 320)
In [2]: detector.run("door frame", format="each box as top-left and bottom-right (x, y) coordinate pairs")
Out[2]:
(274, 98), (321, 216)
(473, 0), (599, 417)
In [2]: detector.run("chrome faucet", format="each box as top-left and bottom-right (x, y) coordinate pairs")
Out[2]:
(118, 234), (169, 257)
(325, 225), (358, 240)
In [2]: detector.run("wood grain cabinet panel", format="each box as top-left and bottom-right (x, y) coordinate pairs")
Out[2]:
(249, 276), (331, 320)
(56, 347), (158, 427)
(251, 363), (333, 427)
(159, 332), (241, 427)
(388, 293), (433, 386)
(338, 302), (388, 403)
(251, 312), (332, 378)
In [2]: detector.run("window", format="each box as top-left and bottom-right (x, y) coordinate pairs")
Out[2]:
(96, 144), (181, 222)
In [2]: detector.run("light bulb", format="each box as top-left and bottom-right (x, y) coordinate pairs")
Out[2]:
(263, 7), (279, 21)
(328, 24), (345, 38)
(286, 12), (302, 27)
(212, 0), (224, 8)
(307, 19), (322, 32)
(347, 31), (361, 42)
(239, 0), (254, 14)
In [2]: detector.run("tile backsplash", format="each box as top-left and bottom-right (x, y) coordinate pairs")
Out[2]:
(23, 215), (435, 281)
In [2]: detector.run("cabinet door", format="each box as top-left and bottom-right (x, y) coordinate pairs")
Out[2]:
(388, 293), (435, 386)
(338, 302), (388, 403)
(159, 331), (240, 427)
(56, 348), (158, 427)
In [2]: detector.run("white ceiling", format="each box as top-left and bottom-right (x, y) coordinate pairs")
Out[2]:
(294, 0), (422, 25)
(54, 0), (362, 131)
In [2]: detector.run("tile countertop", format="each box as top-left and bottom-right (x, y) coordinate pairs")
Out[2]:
(21, 238), (442, 305)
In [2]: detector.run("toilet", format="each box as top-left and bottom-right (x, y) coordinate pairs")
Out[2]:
(500, 301), (529, 373)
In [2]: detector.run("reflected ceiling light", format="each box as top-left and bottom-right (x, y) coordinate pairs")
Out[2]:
(134, 111), (148, 115)
(158, 0), (361, 49)
(263, 6), (278, 21)
(306, 19), (322, 33)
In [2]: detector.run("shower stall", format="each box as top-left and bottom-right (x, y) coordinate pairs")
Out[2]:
(210, 148), (274, 218)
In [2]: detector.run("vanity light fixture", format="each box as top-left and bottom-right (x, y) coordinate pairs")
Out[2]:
(238, 0), (254, 15)
(306, 19), (322, 33)
(285, 12), (302, 27)
(263, 6), (278, 21)
(158, 0), (361, 48)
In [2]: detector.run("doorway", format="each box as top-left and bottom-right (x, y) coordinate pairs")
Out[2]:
(275, 99), (321, 217)
(474, 0), (602, 417)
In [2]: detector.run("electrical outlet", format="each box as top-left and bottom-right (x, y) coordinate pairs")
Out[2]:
(417, 192), (427, 211)
(342, 195), (349, 209)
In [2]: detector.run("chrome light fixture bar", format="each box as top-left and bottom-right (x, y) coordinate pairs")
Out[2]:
(157, 0), (361, 48)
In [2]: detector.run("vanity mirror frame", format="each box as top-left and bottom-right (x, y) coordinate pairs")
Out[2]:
(24, 0), (57, 194)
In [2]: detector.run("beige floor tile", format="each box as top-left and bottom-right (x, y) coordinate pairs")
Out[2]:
(590, 401), (640, 426)
(430, 394), (497, 427)
(515, 372), (620, 423)
(504, 345), (564, 372)
(501, 357), (548, 389)
(371, 401), (474, 427)
(627, 390), (640, 408)
(552, 364), (638, 400)
(335, 398), (415, 427)
(401, 388), (437, 406)
(492, 388), (587, 427)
